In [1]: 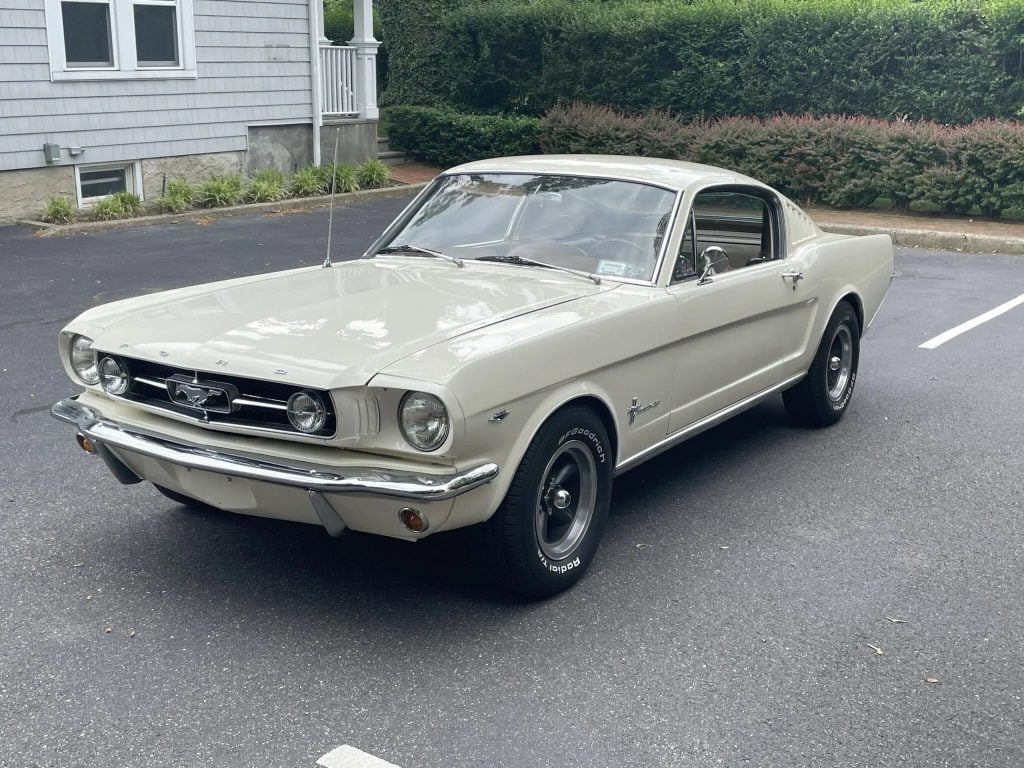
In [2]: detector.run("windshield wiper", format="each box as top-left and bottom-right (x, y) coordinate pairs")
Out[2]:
(375, 244), (464, 268)
(476, 254), (601, 285)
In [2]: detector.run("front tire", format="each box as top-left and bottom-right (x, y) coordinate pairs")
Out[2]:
(476, 406), (613, 599)
(783, 300), (860, 427)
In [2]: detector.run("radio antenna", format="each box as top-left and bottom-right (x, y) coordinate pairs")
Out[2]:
(322, 127), (341, 269)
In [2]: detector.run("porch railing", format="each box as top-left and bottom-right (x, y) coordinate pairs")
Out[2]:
(319, 45), (358, 118)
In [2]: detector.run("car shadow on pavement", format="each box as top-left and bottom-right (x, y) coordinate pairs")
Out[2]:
(79, 398), (802, 625)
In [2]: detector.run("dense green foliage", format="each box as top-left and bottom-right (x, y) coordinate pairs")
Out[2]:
(387, 102), (1024, 218)
(42, 196), (73, 224)
(92, 192), (143, 220)
(386, 0), (1024, 124)
(387, 106), (542, 165)
(377, 0), (464, 105)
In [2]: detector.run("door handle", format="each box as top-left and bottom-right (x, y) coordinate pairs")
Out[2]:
(780, 270), (804, 289)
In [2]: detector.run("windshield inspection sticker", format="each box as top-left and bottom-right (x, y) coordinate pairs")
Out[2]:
(596, 260), (627, 276)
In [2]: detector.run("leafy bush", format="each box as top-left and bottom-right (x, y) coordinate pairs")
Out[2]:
(355, 159), (393, 189)
(92, 192), (143, 221)
(200, 175), (243, 207)
(42, 196), (73, 224)
(395, 0), (1024, 124)
(243, 176), (284, 202)
(388, 106), (541, 165)
(250, 168), (285, 187)
(291, 165), (327, 196)
(540, 102), (1024, 218)
(157, 193), (191, 213)
(157, 178), (196, 212)
(324, 163), (360, 193)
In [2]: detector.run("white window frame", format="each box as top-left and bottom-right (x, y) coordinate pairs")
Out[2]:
(75, 161), (144, 208)
(44, 0), (196, 81)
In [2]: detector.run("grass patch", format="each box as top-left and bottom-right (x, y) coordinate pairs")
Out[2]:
(42, 196), (74, 224)
(200, 175), (243, 207)
(356, 159), (392, 189)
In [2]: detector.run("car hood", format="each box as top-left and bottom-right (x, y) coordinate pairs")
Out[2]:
(81, 258), (617, 389)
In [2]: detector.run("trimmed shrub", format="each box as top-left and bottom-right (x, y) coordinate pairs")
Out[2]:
(540, 103), (1024, 218)
(92, 192), (142, 220)
(417, 0), (1024, 124)
(42, 196), (73, 224)
(291, 165), (327, 196)
(200, 175), (243, 207)
(388, 105), (541, 166)
(355, 159), (393, 189)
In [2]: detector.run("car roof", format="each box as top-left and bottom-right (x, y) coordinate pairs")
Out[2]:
(445, 154), (766, 193)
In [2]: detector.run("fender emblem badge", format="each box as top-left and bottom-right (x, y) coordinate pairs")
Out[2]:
(489, 409), (510, 423)
(628, 397), (661, 425)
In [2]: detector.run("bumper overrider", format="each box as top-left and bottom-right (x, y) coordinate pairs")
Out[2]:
(51, 397), (499, 537)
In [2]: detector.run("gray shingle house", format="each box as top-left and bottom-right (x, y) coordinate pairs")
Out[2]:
(0, 0), (379, 221)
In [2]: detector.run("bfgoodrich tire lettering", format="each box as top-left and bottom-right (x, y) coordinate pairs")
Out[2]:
(476, 406), (612, 599)
(783, 300), (861, 428)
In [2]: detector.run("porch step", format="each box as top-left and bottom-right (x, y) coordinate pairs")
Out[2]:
(378, 149), (408, 166)
(377, 136), (391, 153)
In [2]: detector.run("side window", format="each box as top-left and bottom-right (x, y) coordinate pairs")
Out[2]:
(672, 212), (697, 282)
(691, 190), (777, 273)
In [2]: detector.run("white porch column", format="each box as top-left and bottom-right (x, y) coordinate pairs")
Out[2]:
(315, 0), (329, 45)
(348, 0), (379, 120)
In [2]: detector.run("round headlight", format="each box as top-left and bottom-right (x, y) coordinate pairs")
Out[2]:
(98, 356), (129, 395)
(69, 334), (99, 385)
(287, 390), (327, 433)
(399, 391), (449, 451)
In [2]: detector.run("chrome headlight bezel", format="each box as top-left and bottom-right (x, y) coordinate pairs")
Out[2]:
(68, 334), (99, 385)
(98, 356), (130, 395)
(398, 391), (450, 452)
(286, 390), (328, 434)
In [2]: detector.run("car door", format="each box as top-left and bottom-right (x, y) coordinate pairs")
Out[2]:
(665, 186), (818, 434)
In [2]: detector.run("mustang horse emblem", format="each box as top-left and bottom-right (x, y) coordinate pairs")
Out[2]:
(177, 383), (214, 407)
(165, 375), (236, 413)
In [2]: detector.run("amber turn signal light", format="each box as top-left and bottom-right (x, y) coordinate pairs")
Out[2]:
(75, 432), (95, 454)
(399, 507), (428, 533)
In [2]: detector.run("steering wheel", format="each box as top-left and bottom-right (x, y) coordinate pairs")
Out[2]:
(588, 237), (650, 264)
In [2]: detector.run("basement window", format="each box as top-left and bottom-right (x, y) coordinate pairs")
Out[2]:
(75, 162), (143, 207)
(45, 0), (195, 80)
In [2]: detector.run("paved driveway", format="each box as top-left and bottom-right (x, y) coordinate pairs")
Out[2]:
(1, 198), (1022, 768)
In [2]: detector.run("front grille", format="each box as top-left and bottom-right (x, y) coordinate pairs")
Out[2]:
(104, 356), (336, 438)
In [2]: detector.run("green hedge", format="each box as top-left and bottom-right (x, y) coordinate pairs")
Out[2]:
(427, 0), (1024, 124)
(387, 106), (542, 166)
(388, 103), (1024, 218)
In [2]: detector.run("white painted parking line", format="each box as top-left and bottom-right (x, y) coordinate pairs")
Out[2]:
(318, 745), (402, 768)
(919, 292), (1024, 349)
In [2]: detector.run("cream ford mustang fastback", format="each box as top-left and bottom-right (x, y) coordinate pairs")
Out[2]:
(52, 155), (893, 598)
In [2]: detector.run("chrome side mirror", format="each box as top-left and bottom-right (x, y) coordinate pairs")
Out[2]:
(697, 246), (727, 285)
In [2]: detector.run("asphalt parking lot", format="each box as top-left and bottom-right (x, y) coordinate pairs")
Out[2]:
(2, 195), (1022, 768)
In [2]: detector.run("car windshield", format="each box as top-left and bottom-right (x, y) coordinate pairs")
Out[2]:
(376, 173), (678, 282)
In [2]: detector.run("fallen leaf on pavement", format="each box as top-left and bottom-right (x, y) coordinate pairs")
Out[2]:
(926, 677), (939, 684)
(885, 617), (907, 624)
(72, 563), (84, 568)
(867, 643), (884, 655)
(635, 543), (650, 550)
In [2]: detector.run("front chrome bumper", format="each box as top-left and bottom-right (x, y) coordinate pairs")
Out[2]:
(50, 397), (499, 503)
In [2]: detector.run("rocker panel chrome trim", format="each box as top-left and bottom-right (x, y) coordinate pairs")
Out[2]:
(614, 373), (806, 475)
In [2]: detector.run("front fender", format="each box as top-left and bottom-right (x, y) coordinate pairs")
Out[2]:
(442, 380), (621, 531)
